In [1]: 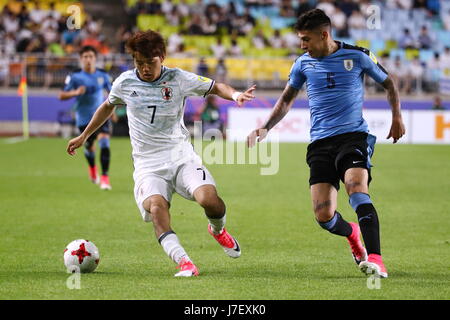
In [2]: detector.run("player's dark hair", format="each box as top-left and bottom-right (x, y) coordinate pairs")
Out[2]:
(294, 9), (331, 32)
(79, 45), (97, 56)
(126, 30), (166, 59)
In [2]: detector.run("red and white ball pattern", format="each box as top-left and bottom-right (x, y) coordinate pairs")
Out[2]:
(64, 239), (100, 273)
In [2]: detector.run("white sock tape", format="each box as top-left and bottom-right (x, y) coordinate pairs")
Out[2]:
(232, 91), (243, 101)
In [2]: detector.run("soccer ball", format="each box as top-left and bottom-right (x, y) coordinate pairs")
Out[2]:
(63, 239), (100, 273)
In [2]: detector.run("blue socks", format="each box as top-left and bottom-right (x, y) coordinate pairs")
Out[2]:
(349, 192), (372, 211)
(318, 212), (352, 237)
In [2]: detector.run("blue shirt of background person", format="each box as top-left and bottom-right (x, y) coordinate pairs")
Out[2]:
(63, 67), (111, 127)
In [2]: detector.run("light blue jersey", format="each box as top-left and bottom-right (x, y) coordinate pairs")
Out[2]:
(288, 42), (388, 141)
(63, 69), (112, 126)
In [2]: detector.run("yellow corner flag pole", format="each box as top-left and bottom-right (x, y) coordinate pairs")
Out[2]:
(18, 74), (29, 140)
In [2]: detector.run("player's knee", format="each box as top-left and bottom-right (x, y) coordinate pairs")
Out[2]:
(195, 186), (219, 206)
(344, 169), (369, 194)
(345, 179), (366, 194)
(143, 197), (169, 217)
(150, 202), (168, 216)
(99, 137), (110, 149)
(313, 201), (335, 222)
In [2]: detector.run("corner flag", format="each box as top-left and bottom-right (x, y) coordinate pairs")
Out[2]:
(17, 76), (29, 139)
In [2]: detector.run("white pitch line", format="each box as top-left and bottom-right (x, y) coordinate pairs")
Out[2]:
(2, 137), (29, 144)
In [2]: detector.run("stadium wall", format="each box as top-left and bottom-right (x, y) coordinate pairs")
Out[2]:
(228, 108), (450, 144)
(0, 95), (449, 143)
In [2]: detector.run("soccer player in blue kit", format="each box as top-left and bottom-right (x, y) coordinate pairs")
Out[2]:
(248, 9), (405, 278)
(59, 46), (113, 190)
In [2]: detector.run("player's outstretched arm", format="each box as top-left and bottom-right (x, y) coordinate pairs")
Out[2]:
(381, 76), (406, 144)
(58, 86), (86, 100)
(209, 83), (256, 107)
(66, 100), (115, 155)
(247, 84), (299, 148)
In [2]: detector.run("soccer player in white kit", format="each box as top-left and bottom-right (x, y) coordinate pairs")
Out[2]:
(67, 30), (256, 277)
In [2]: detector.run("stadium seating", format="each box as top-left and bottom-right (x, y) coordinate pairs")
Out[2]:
(1, 0), (448, 92)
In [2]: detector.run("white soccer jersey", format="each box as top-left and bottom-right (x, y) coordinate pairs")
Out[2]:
(108, 67), (215, 180)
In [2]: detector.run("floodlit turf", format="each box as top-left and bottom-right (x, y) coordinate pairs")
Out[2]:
(0, 137), (449, 300)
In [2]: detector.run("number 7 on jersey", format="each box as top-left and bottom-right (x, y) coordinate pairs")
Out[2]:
(147, 106), (157, 124)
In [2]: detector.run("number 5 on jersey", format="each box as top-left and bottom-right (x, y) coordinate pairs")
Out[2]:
(147, 106), (157, 123)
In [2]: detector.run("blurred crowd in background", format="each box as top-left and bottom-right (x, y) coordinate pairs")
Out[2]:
(0, 0), (450, 96)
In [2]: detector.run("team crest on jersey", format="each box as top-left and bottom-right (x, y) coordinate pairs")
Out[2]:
(97, 77), (104, 86)
(161, 87), (173, 101)
(344, 59), (354, 71)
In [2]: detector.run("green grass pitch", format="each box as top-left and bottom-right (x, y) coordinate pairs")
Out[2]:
(0, 138), (449, 300)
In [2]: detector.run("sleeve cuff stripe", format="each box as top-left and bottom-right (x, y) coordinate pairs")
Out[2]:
(203, 80), (215, 98)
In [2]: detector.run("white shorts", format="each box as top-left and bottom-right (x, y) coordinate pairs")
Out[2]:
(134, 159), (216, 222)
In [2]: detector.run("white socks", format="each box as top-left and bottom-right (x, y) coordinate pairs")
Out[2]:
(208, 214), (226, 235)
(158, 231), (190, 264)
(157, 213), (227, 265)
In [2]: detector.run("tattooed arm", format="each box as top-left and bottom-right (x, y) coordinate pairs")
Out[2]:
(381, 76), (406, 143)
(247, 84), (299, 147)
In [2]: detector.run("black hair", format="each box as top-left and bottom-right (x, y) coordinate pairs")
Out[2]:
(294, 9), (331, 32)
(79, 45), (97, 56)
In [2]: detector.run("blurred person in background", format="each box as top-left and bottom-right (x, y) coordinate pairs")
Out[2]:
(166, 5), (182, 26)
(147, 0), (162, 15)
(0, 48), (9, 85)
(280, 0), (296, 17)
(408, 57), (424, 93)
(59, 46), (113, 190)
(269, 30), (284, 49)
(337, 0), (359, 17)
(161, 0), (174, 16)
(17, 4), (31, 29)
(177, 0), (190, 17)
(229, 39), (243, 57)
(296, 0), (313, 17)
(214, 57), (227, 83)
(427, 52), (441, 74)
(48, 2), (61, 20)
(187, 14), (205, 35)
(443, 9), (450, 31)
(399, 29), (417, 49)
(196, 57), (210, 77)
(316, 0), (336, 17)
(388, 55), (410, 93)
(347, 9), (366, 29)
(2, 7), (20, 34)
(432, 96), (445, 110)
(252, 29), (270, 49)
(332, 7), (349, 37)
(167, 31), (183, 55)
(387, 0), (412, 10)
(440, 47), (450, 69)
(29, 1), (48, 25)
(200, 95), (224, 135)
(210, 38), (227, 59)
(3, 33), (17, 55)
(418, 25), (433, 49)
